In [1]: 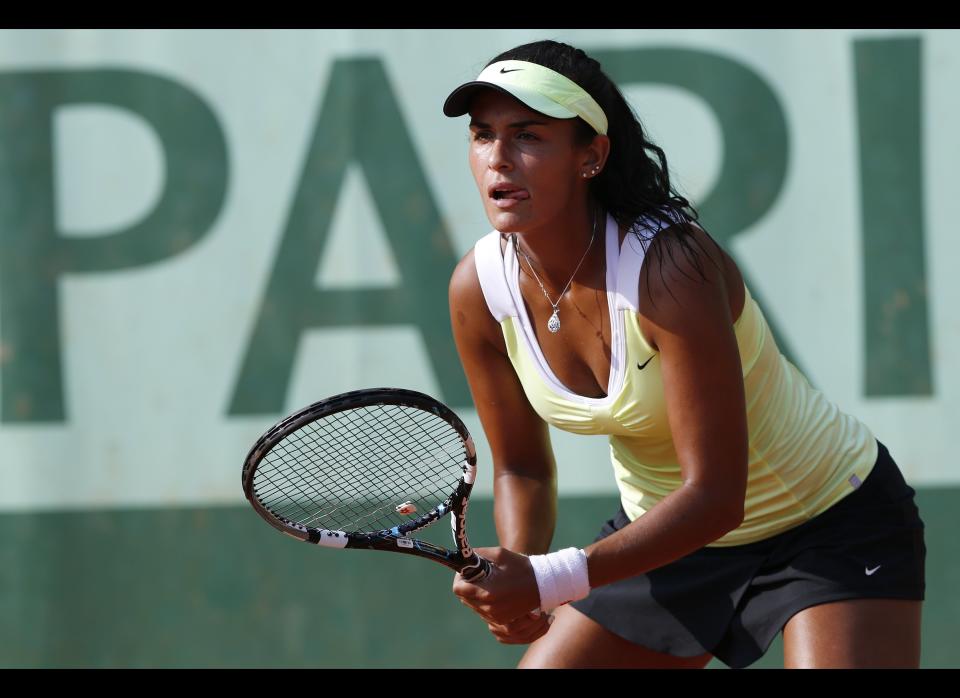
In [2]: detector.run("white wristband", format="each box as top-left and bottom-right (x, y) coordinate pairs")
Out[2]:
(527, 547), (591, 613)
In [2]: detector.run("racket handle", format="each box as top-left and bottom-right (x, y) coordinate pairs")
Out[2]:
(459, 553), (491, 583)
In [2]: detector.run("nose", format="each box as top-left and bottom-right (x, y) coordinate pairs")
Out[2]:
(488, 135), (513, 172)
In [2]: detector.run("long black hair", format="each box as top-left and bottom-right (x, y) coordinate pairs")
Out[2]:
(486, 40), (724, 301)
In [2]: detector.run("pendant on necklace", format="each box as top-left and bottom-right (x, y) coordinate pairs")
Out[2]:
(547, 310), (561, 333)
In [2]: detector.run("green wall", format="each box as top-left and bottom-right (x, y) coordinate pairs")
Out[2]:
(1, 489), (953, 668)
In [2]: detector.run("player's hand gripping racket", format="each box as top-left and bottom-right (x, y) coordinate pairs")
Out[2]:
(241, 388), (491, 583)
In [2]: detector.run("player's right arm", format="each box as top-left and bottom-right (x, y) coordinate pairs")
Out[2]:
(448, 246), (558, 556)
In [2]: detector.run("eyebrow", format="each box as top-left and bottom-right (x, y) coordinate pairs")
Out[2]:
(469, 119), (549, 129)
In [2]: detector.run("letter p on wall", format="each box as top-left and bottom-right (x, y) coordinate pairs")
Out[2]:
(0, 69), (227, 422)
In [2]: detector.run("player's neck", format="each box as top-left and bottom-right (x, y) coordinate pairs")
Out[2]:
(513, 202), (603, 291)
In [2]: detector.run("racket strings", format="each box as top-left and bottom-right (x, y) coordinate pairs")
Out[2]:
(295, 410), (426, 529)
(328, 404), (465, 530)
(258, 407), (453, 527)
(258, 416), (394, 528)
(290, 405), (464, 531)
(253, 403), (468, 534)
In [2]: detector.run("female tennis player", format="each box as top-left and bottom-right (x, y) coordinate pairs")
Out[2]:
(443, 40), (926, 668)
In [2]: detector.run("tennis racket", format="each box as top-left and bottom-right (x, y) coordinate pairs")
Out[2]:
(241, 387), (491, 582)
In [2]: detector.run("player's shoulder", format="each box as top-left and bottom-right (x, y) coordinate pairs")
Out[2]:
(640, 218), (725, 302)
(449, 235), (507, 351)
(634, 217), (736, 349)
(449, 230), (502, 303)
(449, 245), (481, 303)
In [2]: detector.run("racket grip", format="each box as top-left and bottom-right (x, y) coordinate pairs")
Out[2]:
(459, 554), (491, 583)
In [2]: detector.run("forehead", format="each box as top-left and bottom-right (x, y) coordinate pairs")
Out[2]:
(466, 88), (558, 125)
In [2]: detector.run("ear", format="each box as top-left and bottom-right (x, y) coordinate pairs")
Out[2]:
(579, 134), (611, 180)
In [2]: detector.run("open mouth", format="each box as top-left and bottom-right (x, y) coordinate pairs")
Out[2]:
(490, 185), (530, 201)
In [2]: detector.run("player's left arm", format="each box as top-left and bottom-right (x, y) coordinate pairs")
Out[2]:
(583, 223), (749, 589)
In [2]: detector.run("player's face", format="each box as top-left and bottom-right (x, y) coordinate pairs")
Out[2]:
(467, 89), (589, 235)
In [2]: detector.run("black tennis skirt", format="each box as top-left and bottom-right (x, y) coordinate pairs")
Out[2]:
(568, 439), (926, 669)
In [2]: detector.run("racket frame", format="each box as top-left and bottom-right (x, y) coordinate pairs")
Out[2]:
(242, 388), (489, 581)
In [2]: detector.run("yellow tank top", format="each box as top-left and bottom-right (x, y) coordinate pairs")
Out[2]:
(473, 210), (878, 546)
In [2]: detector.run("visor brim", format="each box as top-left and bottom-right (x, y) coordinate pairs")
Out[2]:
(443, 81), (578, 120)
(443, 82), (508, 117)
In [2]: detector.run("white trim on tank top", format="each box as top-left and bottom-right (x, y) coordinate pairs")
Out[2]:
(505, 213), (626, 406)
(474, 231), (514, 322)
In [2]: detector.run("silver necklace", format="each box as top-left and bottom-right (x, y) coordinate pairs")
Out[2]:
(513, 210), (598, 334)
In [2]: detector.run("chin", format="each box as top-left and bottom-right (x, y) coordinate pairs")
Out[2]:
(485, 209), (530, 235)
